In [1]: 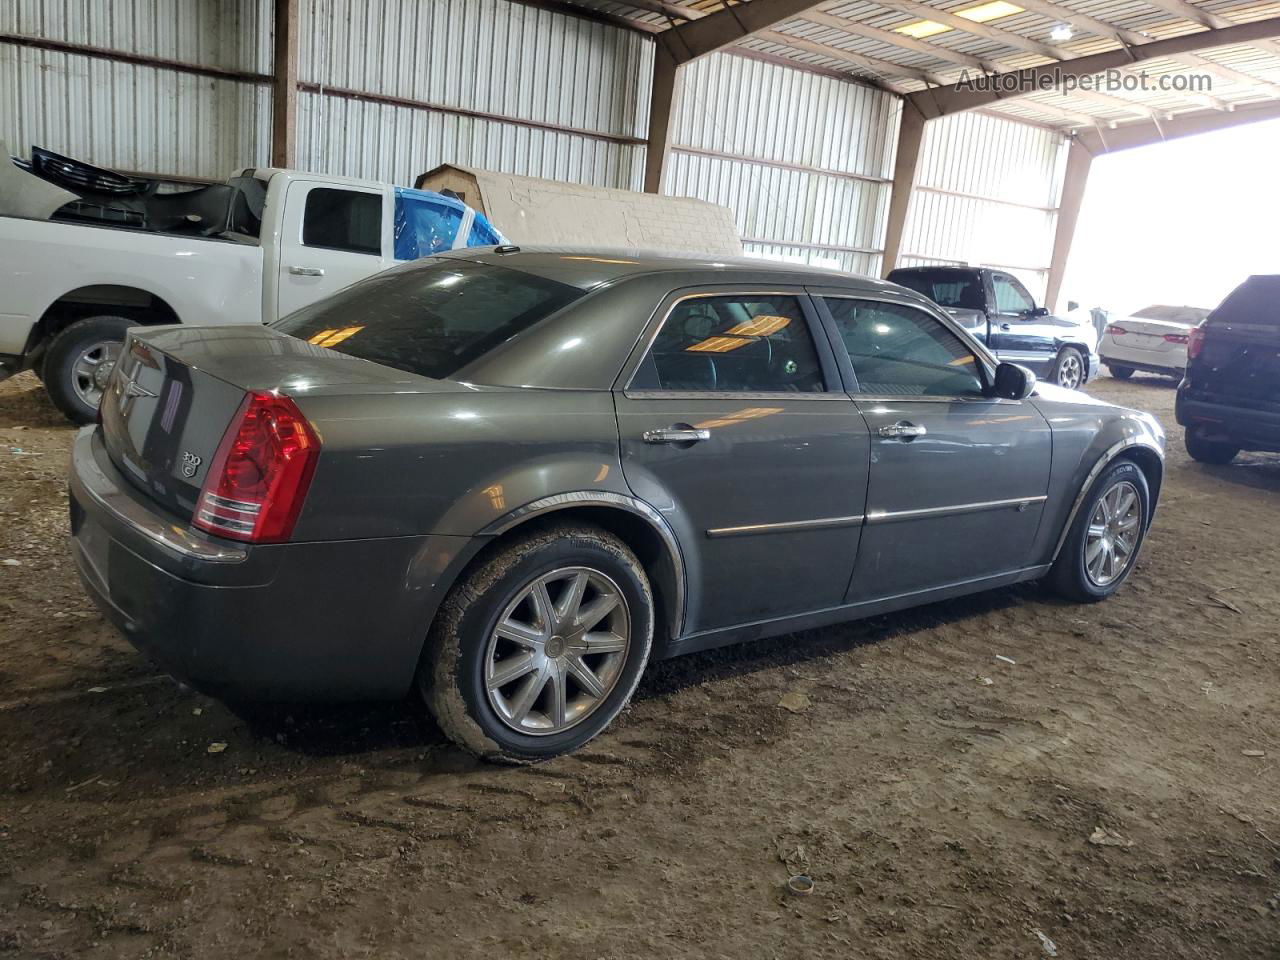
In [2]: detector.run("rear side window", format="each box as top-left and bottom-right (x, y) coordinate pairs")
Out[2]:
(467, 214), (502, 247)
(824, 298), (984, 397)
(302, 188), (381, 255)
(271, 260), (584, 380)
(393, 192), (464, 260)
(1211, 276), (1280, 326)
(888, 270), (985, 310)
(630, 294), (826, 393)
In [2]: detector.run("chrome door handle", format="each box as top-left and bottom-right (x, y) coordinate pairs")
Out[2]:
(288, 265), (326, 277)
(877, 421), (927, 440)
(643, 427), (711, 444)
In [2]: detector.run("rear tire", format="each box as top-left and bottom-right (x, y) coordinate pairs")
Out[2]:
(1047, 459), (1149, 602)
(1053, 346), (1087, 389)
(42, 315), (137, 424)
(1107, 364), (1135, 380)
(1184, 429), (1238, 465)
(419, 523), (654, 763)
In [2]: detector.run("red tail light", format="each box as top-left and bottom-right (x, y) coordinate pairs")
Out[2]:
(1187, 323), (1207, 359)
(193, 391), (320, 543)
(1107, 324), (1128, 336)
(1163, 332), (1190, 344)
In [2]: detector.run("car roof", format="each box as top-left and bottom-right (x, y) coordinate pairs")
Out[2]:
(435, 245), (899, 292)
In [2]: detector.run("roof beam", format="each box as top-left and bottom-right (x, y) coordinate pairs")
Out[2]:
(907, 15), (1280, 117)
(803, 9), (997, 71)
(657, 0), (839, 63)
(1076, 97), (1280, 152)
(756, 28), (935, 85)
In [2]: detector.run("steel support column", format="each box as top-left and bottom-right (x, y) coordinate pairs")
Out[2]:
(643, 43), (680, 194)
(271, 0), (300, 168)
(1044, 140), (1092, 313)
(880, 105), (927, 276)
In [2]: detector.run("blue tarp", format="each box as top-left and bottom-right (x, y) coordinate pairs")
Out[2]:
(392, 186), (504, 260)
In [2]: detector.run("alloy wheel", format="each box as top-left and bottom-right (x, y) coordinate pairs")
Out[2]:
(484, 566), (631, 736)
(71, 340), (122, 409)
(1057, 352), (1083, 389)
(1084, 480), (1141, 586)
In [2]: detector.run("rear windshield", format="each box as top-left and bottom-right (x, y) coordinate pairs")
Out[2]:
(271, 259), (584, 380)
(1210, 276), (1280, 326)
(887, 269), (986, 311)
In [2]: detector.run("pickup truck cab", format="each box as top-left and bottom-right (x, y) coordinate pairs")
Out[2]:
(0, 145), (503, 422)
(1176, 275), (1280, 464)
(886, 266), (1099, 389)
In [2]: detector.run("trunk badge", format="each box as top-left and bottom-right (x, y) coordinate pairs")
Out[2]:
(181, 452), (203, 479)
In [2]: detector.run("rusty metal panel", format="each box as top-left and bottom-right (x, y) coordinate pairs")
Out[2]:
(666, 51), (899, 268)
(1, 41), (270, 178)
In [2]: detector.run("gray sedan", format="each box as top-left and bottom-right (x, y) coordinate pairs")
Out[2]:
(69, 248), (1165, 761)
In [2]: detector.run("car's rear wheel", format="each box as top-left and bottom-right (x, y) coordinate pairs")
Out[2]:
(1047, 459), (1149, 602)
(43, 316), (137, 424)
(1107, 363), (1135, 380)
(420, 522), (654, 763)
(1053, 346), (1086, 389)
(1184, 429), (1239, 465)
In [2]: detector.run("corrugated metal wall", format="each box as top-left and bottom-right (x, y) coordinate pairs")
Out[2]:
(0, 0), (272, 178)
(297, 0), (651, 189)
(900, 111), (1068, 300)
(665, 52), (900, 276)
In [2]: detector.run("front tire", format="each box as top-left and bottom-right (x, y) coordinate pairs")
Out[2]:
(42, 316), (137, 424)
(1047, 459), (1149, 602)
(1184, 430), (1238, 465)
(420, 523), (654, 763)
(1053, 346), (1087, 389)
(1107, 364), (1135, 380)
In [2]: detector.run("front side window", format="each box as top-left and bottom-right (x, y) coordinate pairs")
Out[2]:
(302, 188), (381, 255)
(271, 260), (583, 381)
(992, 274), (1035, 315)
(824, 298), (985, 397)
(630, 294), (826, 393)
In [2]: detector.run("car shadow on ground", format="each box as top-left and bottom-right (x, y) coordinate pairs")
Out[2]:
(221, 583), (1036, 760)
(1189, 454), (1280, 493)
(0, 373), (67, 429)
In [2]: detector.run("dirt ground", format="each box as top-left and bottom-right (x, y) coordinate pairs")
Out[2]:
(0, 369), (1277, 960)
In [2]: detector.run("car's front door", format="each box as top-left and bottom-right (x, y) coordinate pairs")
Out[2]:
(813, 293), (1053, 602)
(276, 182), (391, 319)
(614, 289), (871, 636)
(986, 271), (1056, 377)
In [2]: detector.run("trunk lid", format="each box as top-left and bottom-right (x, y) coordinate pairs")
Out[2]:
(1109, 315), (1189, 354)
(1185, 277), (1280, 413)
(99, 325), (468, 520)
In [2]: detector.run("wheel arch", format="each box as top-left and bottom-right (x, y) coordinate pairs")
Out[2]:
(25, 284), (179, 357)
(474, 493), (687, 653)
(1049, 437), (1164, 565)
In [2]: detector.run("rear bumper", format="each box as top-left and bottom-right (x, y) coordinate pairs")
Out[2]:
(69, 427), (479, 700)
(1100, 340), (1184, 374)
(1176, 388), (1280, 452)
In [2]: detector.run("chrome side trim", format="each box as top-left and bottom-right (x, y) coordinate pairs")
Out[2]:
(706, 514), (865, 538)
(624, 390), (849, 402)
(71, 428), (247, 564)
(1049, 436), (1164, 563)
(866, 495), (1047, 524)
(481, 490), (687, 638)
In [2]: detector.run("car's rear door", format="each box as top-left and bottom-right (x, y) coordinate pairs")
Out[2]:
(811, 291), (1052, 602)
(614, 287), (870, 636)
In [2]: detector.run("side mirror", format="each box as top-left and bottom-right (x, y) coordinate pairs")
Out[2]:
(992, 362), (1037, 400)
(1027, 306), (1050, 318)
(1067, 300), (1079, 312)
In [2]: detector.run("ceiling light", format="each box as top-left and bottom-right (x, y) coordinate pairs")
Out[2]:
(1050, 23), (1073, 41)
(896, 19), (950, 38)
(955, 1), (1024, 24)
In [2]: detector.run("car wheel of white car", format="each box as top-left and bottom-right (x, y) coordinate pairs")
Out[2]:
(1107, 364), (1134, 380)
(43, 316), (138, 425)
(419, 522), (654, 763)
(1053, 347), (1086, 389)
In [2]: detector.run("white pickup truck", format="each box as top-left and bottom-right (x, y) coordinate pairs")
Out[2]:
(0, 145), (504, 422)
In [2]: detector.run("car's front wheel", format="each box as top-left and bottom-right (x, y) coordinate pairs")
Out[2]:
(1184, 429), (1239, 465)
(420, 522), (654, 763)
(1052, 346), (1087, 389)
(1047, 459), (1149, 602)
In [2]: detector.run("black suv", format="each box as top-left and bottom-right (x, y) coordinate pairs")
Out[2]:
(1176, 275), (1280, 464)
